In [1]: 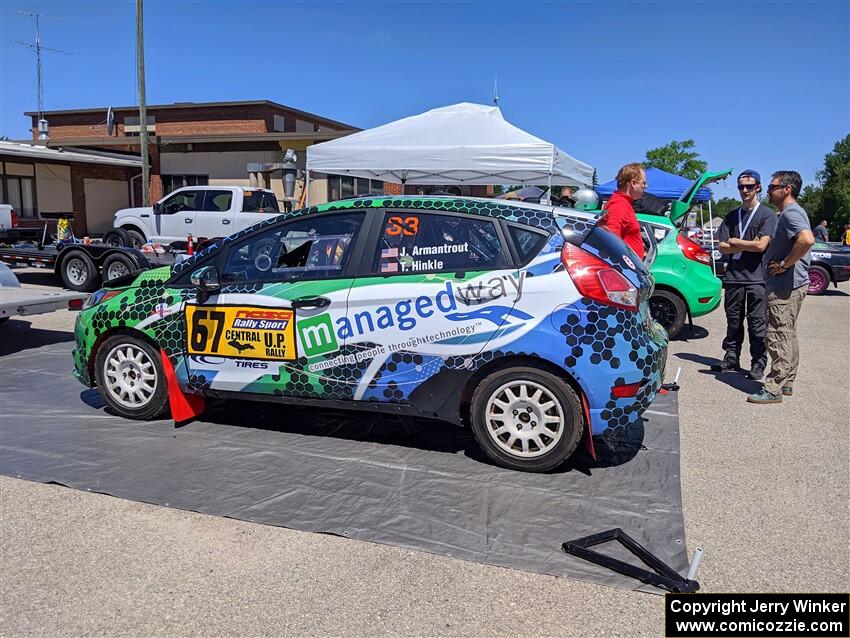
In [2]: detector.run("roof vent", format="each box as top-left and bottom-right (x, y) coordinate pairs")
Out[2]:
(37, 118), (49, 144)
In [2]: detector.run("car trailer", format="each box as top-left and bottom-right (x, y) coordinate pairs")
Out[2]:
(0, 212), (179, 292)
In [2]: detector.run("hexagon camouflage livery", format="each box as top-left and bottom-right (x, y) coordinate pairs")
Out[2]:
(74, 196), (666, 436)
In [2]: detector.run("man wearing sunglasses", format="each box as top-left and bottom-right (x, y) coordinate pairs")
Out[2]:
(748, 171), (814, 404)
(715, 169), (777, 379)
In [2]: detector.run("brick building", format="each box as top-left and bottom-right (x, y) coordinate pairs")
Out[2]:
(27, 100), (363, 212)
(17, 100), (494, 235)
(0, 141), (142, 237)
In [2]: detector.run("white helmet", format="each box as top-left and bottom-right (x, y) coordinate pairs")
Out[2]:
(571, 188), (600, 211)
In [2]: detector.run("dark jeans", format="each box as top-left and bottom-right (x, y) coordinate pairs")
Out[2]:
(722, 283), (767, 370)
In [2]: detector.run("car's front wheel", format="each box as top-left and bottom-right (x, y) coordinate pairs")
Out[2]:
(807, 265), (830, 295)
(95, 334), (169, 420)
(470, 367), (583, 472)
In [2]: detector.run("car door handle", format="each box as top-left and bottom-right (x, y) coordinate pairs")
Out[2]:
(222, 219), (231, 225)
(291, 296), (331, 310)
(184, 218), (192, 223)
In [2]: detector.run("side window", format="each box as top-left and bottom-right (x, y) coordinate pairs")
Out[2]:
(201, 190), (233, 212)
(241, 190), (280, 213)
(161, 190), (202, 214)
(507, 224), (549, 265)
(222, 212), (364, 283)
(374, 212), (503, 274)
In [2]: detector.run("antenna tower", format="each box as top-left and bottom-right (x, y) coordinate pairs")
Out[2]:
(493, 76), (499, 106)
(16, 10), (72, 140)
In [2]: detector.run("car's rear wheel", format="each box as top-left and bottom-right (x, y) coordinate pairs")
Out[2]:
(95, 334), (169, 420)
(126, 228), (146, 249)
(807, 265), (830, 295)
(649, 289), (686, 338)
(470, 367), (583, 472)
(103, 228), (131, 247)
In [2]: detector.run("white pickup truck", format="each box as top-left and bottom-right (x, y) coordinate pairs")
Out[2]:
(0, 203), (40, 243)
(106, 186), (282, 247)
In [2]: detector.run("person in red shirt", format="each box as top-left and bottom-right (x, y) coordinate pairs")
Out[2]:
(599, 162), (647, 259)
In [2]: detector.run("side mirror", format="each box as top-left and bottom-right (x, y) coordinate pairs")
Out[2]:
(153, 202), (163, 214)
(190, 265), (220, 303)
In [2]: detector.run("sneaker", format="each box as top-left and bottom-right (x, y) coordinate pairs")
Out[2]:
(711, 360), (739, 372)
(748, 367), (764, 381)
(782, 386), (793, 397)
(747, 389), (783, 404)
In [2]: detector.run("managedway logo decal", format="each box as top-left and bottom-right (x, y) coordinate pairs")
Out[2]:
(296, 277), (531, 358)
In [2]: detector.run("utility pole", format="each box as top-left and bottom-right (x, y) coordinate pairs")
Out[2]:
(136, 0), (150, 206)
(16, 11), (71, 142)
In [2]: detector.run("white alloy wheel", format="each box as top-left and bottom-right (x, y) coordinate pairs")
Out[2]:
(484, 380), (565, 458)
(65, 257), (89, 287)
(103, 343), (159, 409)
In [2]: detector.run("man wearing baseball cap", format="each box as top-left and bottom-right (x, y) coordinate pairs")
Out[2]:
(714, 169), (777, 379)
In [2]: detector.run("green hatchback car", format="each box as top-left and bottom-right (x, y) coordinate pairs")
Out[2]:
(581, 169), (730, 338)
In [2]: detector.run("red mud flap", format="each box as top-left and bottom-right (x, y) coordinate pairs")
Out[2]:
(581, 392), (596, 461)
(160, 349), (205, 423)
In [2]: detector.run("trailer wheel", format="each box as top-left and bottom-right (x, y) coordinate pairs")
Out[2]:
(102, 253), (137, 282)
(103, 228), (131, 247)
(61, 250), (101, 292)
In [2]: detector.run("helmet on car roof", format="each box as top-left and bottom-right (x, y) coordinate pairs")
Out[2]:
(571, 188), (600, 211)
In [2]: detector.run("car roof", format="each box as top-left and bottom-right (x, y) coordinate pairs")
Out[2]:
(174, 185), (276, 193)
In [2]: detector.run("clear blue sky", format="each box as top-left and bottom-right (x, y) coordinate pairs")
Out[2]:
(2, 1), (848, 199)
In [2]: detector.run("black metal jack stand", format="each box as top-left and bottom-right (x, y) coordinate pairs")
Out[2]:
(562, 528), (700, 593)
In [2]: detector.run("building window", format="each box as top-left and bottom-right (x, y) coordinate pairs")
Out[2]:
(0, 163), (38, 218)
(123, 115), (156, 136)
(162, 174), (208, 195)
(327, 175), (383, 202)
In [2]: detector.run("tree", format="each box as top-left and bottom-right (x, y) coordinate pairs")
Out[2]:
(591, 168), (598, 188)
(712, 197), (740, 218)
(817, 134), (850, 236)
(644, 139), (708, 180)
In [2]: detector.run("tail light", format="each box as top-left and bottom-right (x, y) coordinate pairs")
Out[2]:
(676, 233), (711, 265)
(10, 209), (19, 228)
(561, 243), (638, 311)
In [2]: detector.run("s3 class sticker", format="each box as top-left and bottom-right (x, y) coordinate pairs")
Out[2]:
(185, 304), (297, 361)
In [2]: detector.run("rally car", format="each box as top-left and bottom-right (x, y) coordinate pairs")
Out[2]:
(73, 196), (667, 472)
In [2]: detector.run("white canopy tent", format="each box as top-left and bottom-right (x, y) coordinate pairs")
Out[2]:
(306, 102), (593, 204)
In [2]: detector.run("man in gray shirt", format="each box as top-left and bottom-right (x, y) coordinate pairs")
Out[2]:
(747, 171), (815, 404)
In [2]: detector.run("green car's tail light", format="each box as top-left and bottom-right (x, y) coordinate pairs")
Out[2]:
(561, 243), (638, 311)
(676, 233), (711, 265)
(83, 289), (121, 310)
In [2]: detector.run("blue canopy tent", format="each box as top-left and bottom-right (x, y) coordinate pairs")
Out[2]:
(596, 168), (712, 201)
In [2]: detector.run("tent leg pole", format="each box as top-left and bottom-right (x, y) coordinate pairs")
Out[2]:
(708, 199), (715, 275)
(305, 167), (311, 207)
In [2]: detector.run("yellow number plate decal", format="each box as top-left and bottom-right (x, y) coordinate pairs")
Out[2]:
(185, 304), (296, 360)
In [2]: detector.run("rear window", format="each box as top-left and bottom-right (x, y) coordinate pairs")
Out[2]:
(242, 191), (280, 213)
(202, 190), (233, 212)
(374, 212), (503, 274)
(507, 224), (548, 264)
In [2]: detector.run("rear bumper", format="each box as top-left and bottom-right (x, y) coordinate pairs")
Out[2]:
(586, 326), (667, 436)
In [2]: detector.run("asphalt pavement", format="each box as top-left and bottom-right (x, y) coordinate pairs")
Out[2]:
(1, 268), (848, 636)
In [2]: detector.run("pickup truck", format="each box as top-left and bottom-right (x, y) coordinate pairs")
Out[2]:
(105, 186), (281, 248)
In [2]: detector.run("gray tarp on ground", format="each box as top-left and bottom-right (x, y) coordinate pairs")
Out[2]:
(0, 342), (689, 593)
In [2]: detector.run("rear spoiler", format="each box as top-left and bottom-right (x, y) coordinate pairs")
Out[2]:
(554, 211), (598, 246)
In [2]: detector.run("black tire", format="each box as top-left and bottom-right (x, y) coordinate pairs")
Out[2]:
(470, 367), (584, 472)
(125, 228), (146, 248)
(103, 228), (131, 247)
(649, 289), (687, 338)
(94, 334), (169, 420)
(807, 264), (830, 295)
(102, 252), (137, 283)
(60, 250), (101, 292)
